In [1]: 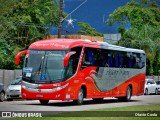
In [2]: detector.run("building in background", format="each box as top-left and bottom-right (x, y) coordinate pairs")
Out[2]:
(104, 33), (121, 44)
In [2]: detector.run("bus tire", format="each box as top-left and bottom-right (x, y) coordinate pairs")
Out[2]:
(73, 88), (84, 105)
(39, 100), (49, 105)
(118, 86), (132, 102)
(125, 86), (132, 101)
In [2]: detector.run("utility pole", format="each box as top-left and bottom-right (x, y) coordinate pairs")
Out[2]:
(58, 0), (63, 38)
(57, 0), (87, 38)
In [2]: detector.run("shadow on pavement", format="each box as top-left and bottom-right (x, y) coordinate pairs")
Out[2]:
(20, 98), (141, 107)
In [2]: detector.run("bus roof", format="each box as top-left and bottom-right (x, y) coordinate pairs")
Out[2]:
(29, 39), (145, 53)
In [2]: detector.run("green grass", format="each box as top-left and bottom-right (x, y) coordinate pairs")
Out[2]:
(2, 104), (160, 120)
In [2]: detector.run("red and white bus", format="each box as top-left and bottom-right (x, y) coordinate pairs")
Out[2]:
(15, 39), (146, 105)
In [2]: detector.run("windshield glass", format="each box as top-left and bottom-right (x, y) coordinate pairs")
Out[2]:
(23, 50), (68, 83)
(11, 77), (22, 85)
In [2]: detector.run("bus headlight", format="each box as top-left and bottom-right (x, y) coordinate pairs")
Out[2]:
(53, 83), (69, 91)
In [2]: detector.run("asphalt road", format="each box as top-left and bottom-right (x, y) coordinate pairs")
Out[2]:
(0, 95), (160, 112)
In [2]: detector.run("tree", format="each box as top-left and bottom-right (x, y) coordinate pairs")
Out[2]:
(1, 0), (59, 49)
(0, 0), (19, 16)
(107, 0), (160, 75)
(78, 22), (103, 37)
(107, 0), (160, 32)
(117, 25), (160, 75)
(0, 0), (60, 69)
(0, 39), (22, 69)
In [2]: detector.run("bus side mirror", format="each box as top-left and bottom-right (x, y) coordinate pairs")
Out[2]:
(15, 50), (27, 65)
(64, 51), (76, 67)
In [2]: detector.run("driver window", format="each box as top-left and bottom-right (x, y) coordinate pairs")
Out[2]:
(65, 47), (82, 79)
(65, 56), (75, 79)
(81, 48), (94, 68)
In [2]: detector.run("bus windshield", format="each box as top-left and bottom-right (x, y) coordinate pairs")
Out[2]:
(23, 50), (68, 83)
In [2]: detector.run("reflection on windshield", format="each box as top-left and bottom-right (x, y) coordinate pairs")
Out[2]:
(11, 77), (22, 85)
(23, 50), (67, 83)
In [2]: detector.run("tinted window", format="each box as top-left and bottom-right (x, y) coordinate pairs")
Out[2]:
(150, 80), (155, 84)
(65, 47), (82, 79)
(81, 48), (145, 69)
(156, 81), (160, 85)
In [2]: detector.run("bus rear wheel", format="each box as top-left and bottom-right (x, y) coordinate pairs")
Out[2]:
(39, 100), (49, 105)
(73, 88), (84, 105)
(118, 86), (132, 102)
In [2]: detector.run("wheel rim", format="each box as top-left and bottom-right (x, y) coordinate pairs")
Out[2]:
(145, 89), (148, 95)
(78, 89), (83, 103)
(0, 93), (5, 101)
(155, 89), (158, 95)
(127, 88), (131, 100)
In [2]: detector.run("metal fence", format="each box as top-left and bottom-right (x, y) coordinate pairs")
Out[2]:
(147, 76), (160, 81)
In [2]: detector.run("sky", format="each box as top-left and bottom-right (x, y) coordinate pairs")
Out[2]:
(50, 0), (136, 35)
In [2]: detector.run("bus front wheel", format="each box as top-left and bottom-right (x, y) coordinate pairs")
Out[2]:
(73, 88), (84, 105)
(39, 100), (49, 105)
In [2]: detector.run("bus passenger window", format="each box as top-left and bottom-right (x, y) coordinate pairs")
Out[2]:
(87, 48), (94, 66)
(124, 54), (128, 68)
(136, 56), (140, 68)
(82, 48), (94, 68)
(114, 54), (119, 67)
(103, 50), (108, 67)
(133, 54), (140, 68)
(94, 49), (102, 67)
(132, 54), (137, 68)
(101, 50), (106, 67)
(140, 53), (146, 68)
(108, 53), (113, 67)
(119, 54), (123, 67)
(127, 52), (133, 68)
(82, 54), (89, 66)
(71, 47), (82, 68)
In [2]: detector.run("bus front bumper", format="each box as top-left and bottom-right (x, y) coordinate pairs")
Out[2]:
(21, 85), (70, 100)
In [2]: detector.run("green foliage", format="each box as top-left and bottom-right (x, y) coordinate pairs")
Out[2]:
(107, 0), (160, 29)
(78, 22), (103, 37)
(0, 39), (22, 69)
(117, 25), (160, 75)
(2, 0), (59, 48)
(108, 0), (160, 75)
(0, 0), (19, 16)
(0, 0), (59, 69)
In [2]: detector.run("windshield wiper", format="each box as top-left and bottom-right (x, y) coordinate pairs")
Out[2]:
(44, 56), (51, 81)
(30, 56), (44, 80)
(38, 56), (44, 72)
